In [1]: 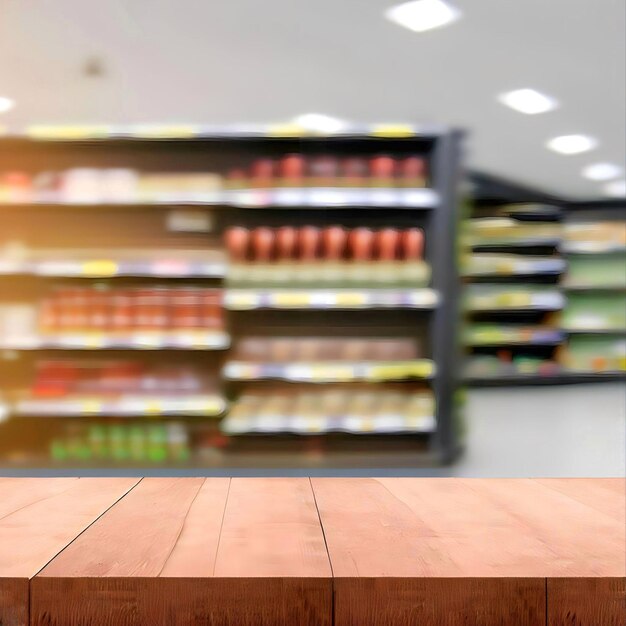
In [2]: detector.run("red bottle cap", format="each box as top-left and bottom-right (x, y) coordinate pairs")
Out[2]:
(280, 154), (306, 180)
(377, 228), (400, 261)
(225, 227), (250, 261)
(400, 156), (425, 178)
(370, 155), (396, 179)
(401, 228), (424, 260)
(299, 226), (320, 260)
(323, 226), (347, 260)
(276, 226), (298, 260)
(251, 159), (275, 181)
(252, 227), (275, 262)
(349, 228), (375, 261)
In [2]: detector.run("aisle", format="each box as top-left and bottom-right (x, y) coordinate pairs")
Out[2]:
(461, 382), (626, 477)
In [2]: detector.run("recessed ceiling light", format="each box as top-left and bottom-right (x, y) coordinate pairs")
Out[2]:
(582, 163), (623, 181)
(384, 0), (461, 33)
(603, 179), (626, 198)
(498, 89), (558, 115)
(293, 113), (347, 133)
(546, 134), (597, 155)
(0, 97), (15, 114)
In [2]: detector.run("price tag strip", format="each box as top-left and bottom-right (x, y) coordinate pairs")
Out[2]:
(224, 360), (435, 381)
(14, 394), (226, 417)
(224, 289), (439, 310)
(16, 331), (230, 351)
(221, 413), (436, 435)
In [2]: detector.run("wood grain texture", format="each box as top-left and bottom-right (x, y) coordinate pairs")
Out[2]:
(534, 478), (625, 522)
(334, 577), (545, 626)
(0, 578), (28, 626)
(213, 478), (332, 626)
(547, 578), (626, 626)
(464, 478), (625, 577)
(312, 478), (625, 626)
(214, 478), (332, 578)
(32, 477), (332, 625)
(312, 478), (547, 625)
(0, 477), (139, 626)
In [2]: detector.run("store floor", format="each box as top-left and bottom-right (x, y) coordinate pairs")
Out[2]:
(459, 383), (626, 478)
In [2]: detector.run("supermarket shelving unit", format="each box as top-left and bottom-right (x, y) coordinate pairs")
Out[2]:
(463, 179), (625, 387)
(558, 200), (626, 384)
(463, 175), (566, 385)
(0, 125), (463, 469)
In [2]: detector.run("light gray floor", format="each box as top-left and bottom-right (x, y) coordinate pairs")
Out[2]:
(458, 383), (626, 477)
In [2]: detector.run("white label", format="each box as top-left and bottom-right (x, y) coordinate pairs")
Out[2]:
(167, 209), (213, 232)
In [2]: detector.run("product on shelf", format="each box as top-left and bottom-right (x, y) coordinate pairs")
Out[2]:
(221, 388), (436, 435)
(16, 360), (225, 417)
(31, 360), (212, 396)
(15, 360), (226, 417)
(49, 422), (191, 463)
(464, 324), (563, 346)
(224, 226), (429, 286)
(465, 353), (560, 379)
(563, 222), (626, 253)
(465, 218), (561, 246)
(463, 254), (565, 277)
(37, 286), (224, 335)
(0, 288), (227, 349)
(0, 156), (428, 205)
(224, 337), (434, 380)
(561, 293), (626, 331)
(464, 285), (565, 311)
(563, 254), (626, 289)
(559, 336), (626, 373)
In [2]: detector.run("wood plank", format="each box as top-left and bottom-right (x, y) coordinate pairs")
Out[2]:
(0, 477), (79, 520)
(212, 477), (332, 625)
(534, 478), (625, 522)
(0, 477), (139, 626)
(547, 578), (626, 626)
(214, 478), (332, 577)
(465, 479), (624, 577)
(531, 480), (626, 625)
(312, 477), (546, 625)
(32, 477), (332, 625)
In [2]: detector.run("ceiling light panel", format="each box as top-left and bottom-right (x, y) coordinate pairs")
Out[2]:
(498, 89), (558, 115)
(582, 163), (623, 181)
(385, 0), (461, 33)
(0, 97), (15, 114)
(546, 134), (597, 155)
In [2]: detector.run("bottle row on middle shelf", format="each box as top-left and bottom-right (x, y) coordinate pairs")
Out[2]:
(0, 281), (622, 350)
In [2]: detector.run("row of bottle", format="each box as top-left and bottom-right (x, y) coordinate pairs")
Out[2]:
(50, 423), (191, 463)
(0, 155), (428, 203)
(38, 287), (224, 333)
(225, 226), (424, 262)
(31, 360), (211, 397)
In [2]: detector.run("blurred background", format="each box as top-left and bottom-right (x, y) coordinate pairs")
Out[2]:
(0, 0), (624, 476)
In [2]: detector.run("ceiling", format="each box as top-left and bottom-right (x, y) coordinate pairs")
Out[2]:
(1, 0), (624, 199)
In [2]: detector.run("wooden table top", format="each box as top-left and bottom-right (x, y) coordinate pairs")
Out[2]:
(0, 477), (623, 626)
